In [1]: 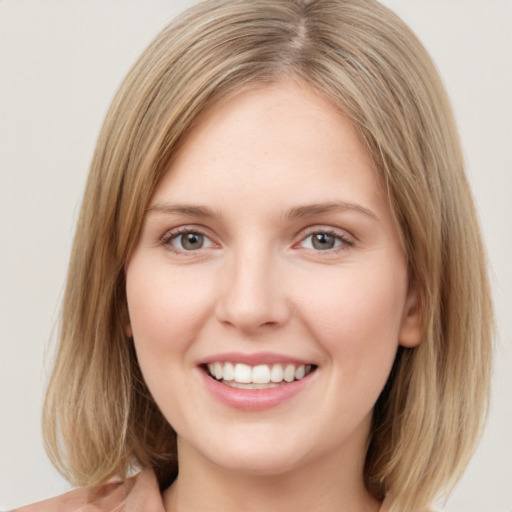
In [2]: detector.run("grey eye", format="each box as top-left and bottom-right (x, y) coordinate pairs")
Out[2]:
(299, 230), (350, 252)
(174, 232), (205, 250)
(311, 233), (337, 250)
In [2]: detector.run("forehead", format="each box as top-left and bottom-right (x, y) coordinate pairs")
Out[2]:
(151, 81), (386, 217)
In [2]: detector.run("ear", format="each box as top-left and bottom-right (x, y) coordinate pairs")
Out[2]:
(398, 284), (422, 348)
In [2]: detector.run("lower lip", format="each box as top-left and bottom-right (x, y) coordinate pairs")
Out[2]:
(200, 369), (314, 411)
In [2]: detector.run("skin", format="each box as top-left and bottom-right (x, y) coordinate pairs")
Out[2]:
(125, 80), (421, 512)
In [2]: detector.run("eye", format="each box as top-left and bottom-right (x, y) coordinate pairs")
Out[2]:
(163, 229), (214, 252)
(299, 230), (353, 252)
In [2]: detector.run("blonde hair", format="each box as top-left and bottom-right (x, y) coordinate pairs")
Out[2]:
(43, 1), (493, 510)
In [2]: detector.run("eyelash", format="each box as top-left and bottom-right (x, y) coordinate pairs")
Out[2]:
(298, 228), (354, 254)
(160, 227), (214, 255)
(160, 227), (354, 255)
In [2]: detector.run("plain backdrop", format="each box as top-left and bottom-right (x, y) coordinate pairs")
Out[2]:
(1, 1), (511, 510)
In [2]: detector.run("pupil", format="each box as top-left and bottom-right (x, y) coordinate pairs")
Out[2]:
(312, 233), (335, 250)
(183, 233), (203, 250)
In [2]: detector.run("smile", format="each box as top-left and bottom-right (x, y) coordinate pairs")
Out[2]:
(198, 353), (319, 410)
(205, 362), (316, 389)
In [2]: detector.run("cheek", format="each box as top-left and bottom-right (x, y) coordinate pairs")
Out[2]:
(125, 260), (220, 428)
(298, 262), (408, 373)
(125, 261), (213, 364)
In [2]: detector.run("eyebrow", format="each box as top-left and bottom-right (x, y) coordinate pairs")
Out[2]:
(283, 201), (377, 220)
(146, 200), (377, 221)
(146, 203), (220, 218)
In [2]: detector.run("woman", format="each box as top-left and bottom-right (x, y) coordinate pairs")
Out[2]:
(12, 0), (493, 511)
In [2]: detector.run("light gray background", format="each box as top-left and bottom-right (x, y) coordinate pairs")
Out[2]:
(1, 1), (511, 510)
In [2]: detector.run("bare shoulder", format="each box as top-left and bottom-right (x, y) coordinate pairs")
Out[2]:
(10, 481), (126, 512)
(9, 468), (164, 512)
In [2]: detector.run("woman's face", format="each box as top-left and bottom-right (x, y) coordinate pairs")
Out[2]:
(125, 81), (421, 477)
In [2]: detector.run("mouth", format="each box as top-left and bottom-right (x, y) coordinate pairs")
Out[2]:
(203, 362), (318, 389)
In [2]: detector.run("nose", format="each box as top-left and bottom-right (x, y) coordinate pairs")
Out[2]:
(215, 247), (291, 334)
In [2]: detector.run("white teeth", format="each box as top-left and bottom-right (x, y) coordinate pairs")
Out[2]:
(284, 364), (295, 382)
(214, 362), (223, 380)
(252, 364), (270, 384)
(295, 364), (306, 380)
(206, 361), (314, 385)
(270, 364), (284, 383)
(234, 363), (252, 383)
(223, 362), (235, 381)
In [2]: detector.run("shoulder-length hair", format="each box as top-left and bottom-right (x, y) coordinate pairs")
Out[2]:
(43, 1), (493, 510)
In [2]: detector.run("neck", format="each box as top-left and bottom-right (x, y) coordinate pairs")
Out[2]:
(163, 436), (381, 512)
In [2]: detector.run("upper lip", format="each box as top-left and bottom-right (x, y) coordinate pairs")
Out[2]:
(197, 352), (315, 366)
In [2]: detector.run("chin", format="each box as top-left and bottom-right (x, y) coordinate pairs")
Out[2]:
(211, 449), (307, 477)
(181, 430), (312, 477)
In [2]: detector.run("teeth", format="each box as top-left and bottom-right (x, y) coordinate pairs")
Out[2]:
(283, 364), (295, 382)
(270, 364), (284, 383)
(206, 362), (313, 385)
(252, 364), (271, 384)
(234, 363), (252, 383)
(223, 362), (235, 381)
